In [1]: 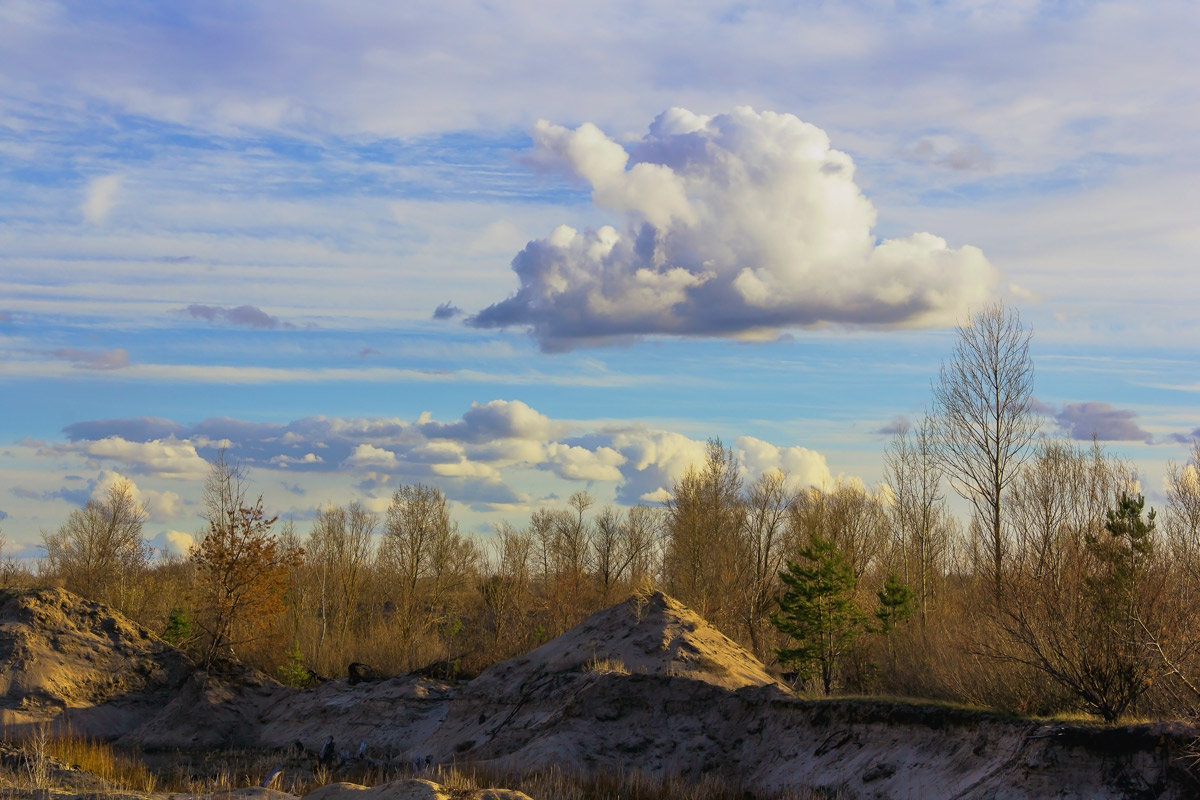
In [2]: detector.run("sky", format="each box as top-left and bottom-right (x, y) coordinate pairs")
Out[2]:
(1, 0), (1198, 558)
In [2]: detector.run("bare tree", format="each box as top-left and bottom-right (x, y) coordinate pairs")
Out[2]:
(306, 502), (376, 665)
(202, 449), (247, 529)
(995, 441), (1158, 720)
(42, 478), (150, 615)
(480, 522), (534, 653)
(621, 504), (661, 589)
(932, 303), (1037, 595)
(733, 469), (793, 659)
(592, 503), (663, 604)
(792, 481), (889, 586)
(379, 483), (454, 659)
(1164, 439), (1200, 604)
(884, 415), (950, 625)
(664, 439), (743, 629)
(592, 505), (626, 605)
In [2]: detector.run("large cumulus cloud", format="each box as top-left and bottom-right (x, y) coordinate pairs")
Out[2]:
(469, 106), (996, 350)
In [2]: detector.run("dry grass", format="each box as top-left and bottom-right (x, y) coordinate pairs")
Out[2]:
(584, 655), (630, 675)
(433, 762), (843, 800)
(0, 737), (842, 800)
(0, 726), (157, 793)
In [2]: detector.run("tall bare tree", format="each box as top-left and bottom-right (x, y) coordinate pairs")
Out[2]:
(884, 415), (950, 625)
(932, 303), (1037, 595)
(306, 502), (376, 665)
(664, 439), (743, 629)
(735, 469), (794, 659)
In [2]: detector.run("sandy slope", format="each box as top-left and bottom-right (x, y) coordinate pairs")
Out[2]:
(0, 587), (192, 735)
(1, 587), (1195, 799)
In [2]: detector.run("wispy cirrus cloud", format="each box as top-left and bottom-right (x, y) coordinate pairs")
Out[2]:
(81, 174), (122, 223)
(46, 348), (130, 370)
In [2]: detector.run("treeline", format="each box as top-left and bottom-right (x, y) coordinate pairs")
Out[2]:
(6, 304), (1200, 723)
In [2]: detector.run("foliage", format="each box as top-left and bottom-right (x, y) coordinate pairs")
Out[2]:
(191, 496), (302, 667)
(771, 533), (865, 694)
(277, 641), (313, 687)
(874, 572), (916, 636)
(161, 607), (194, 648)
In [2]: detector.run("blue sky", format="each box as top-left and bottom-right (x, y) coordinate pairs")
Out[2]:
(1, 0), (1197, 556)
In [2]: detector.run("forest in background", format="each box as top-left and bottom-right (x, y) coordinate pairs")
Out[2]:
(5, 303), (1200, 725)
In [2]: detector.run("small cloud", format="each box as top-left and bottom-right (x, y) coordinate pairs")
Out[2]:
(0, 509), (8, 520)
(269, 453), (324, 468)
(150, 530), (195, 557)
(281, 481), (306, 496)
(48, 348), (130, 370)
(1029, 397), (1058, 416)
(359, 347), (381, 357)
(1008, 283), (1040, 303)
(344, 443), (400, 469)
(875, 415), (911, 436)
(181, 304), (292, 329)
(901, 136), (994, 171)
(433, 302), (463, 320)
(1055, 402), (1153, 444)
(82, 174), (122, 223)
(154, 255), (193, 264)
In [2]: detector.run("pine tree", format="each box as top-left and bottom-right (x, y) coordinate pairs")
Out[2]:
(770, 533), (864, 694)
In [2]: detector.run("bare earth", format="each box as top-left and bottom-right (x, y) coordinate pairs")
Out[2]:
(0, 587), (1194, 799)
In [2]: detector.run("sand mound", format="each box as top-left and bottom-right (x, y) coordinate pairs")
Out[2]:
(422, 590), (788, 770)
(0, 587), (192, 730)
(470, 590), (783, 696)
(122, 661), (291, 750)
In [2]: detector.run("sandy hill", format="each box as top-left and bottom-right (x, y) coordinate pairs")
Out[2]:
(0, 587), (192, 734)
(421, 590), (789, 772)
(470, 589), (785, 694)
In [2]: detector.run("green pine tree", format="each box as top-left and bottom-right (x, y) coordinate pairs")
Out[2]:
(770, 533), (865, 695)
(874, 572), (916, 664)
(874, 572), (916, 635)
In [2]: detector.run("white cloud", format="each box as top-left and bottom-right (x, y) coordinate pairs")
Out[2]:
(151, 530), (195, 557)
(421, 399), (566, 443)
(546, 443), (626, 482)
(735, 436), (832, 491)
(72, 438), (210, 480)
(471, 107), (996, 350)
(344, 443), (399, 469)
(50, 401), (843, 517)
(82, 174), (123, 224)
(270, 452), (324, 468)
(89, 470), (184, 523)
(431, 460), (501, 480)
